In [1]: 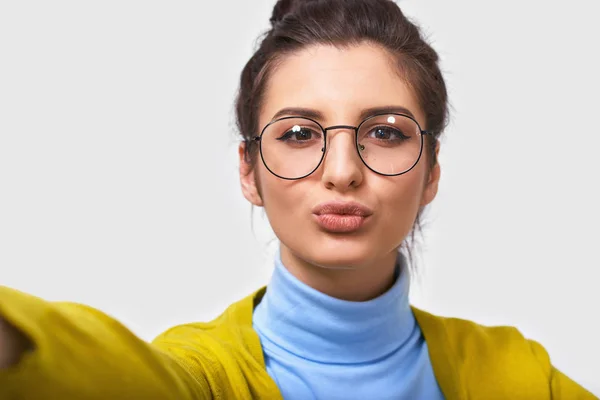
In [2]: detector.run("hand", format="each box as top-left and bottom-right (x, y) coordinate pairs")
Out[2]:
(0, 317), (33, 369)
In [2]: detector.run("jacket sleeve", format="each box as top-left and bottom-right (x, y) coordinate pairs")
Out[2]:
(0, 285), (212, 399)
(529, 339), (598, 399)
(549, 368), (597, 399)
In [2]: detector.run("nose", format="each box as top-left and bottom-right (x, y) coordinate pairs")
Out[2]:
(320, 127), (364, 191)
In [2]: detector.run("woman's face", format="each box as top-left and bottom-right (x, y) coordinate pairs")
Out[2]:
(240, 43), (440, 270)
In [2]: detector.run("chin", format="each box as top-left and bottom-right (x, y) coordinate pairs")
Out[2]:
(297, 236), (386, 270)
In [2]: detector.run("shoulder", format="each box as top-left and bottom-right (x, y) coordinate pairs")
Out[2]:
(153, 288), (265, 364)
(412, 307), (553, 398)
(151, 288), (280, 399)
(414, 306), (550, 361)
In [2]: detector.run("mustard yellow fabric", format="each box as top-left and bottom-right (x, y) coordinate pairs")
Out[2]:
(0, 285), (596, 399)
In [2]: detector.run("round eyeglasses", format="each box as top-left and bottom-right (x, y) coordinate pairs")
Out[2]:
(252, 113), (432, 180)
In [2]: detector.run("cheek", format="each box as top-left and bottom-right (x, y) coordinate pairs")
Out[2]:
(256, 165), (310, 220)
(377, 169), (427, 231)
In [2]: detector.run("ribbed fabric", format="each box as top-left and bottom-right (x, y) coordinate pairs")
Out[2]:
(253, 253), (445, 400)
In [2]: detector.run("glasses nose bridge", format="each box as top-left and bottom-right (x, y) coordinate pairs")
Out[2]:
(323, 124), (358, 136)
(322, 125), (359, 147)
(321, 124), (361, 165)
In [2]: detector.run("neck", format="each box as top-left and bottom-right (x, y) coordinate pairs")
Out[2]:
(253, 249), (414, 364)
(279, 244), (399, 301)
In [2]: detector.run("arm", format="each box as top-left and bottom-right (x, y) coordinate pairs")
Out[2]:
(529, 339), (598, 399)
(0, 286), (211, 399)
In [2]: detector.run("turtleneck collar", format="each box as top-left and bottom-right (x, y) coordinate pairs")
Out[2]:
(252, 251), (415, 364)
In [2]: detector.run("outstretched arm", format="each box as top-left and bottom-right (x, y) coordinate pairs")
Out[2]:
(0, 286), (211, 399)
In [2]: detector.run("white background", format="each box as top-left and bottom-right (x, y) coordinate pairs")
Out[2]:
(1, 0), (598, 395)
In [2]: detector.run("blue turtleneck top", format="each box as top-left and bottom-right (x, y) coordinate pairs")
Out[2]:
(252, 253), (445, 400)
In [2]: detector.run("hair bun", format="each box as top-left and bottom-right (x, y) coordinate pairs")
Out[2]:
(270, 0), (315, 27)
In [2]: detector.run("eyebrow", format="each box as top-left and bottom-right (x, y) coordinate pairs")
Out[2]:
(271, 105), (416, 122)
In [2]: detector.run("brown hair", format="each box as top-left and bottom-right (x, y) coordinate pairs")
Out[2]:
(235, 0), (449, 266)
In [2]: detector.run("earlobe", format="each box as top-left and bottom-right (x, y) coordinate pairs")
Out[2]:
(238, 142), (264, 207)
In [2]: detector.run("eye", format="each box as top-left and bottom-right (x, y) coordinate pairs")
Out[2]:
(277, 125), (321, 142)
(368, 126), (410, 141)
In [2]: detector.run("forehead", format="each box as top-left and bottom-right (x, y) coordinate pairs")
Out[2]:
(260, 43), (424, 127)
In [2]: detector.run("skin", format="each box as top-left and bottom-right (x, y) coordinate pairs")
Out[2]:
(0, 317), (31, 368)
(240, 43), (441, 301)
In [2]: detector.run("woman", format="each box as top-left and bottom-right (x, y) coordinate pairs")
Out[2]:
(0, 0), (595, 398)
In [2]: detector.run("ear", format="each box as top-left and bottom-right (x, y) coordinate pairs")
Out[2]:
(239, 142), (264, 207)
(420, 141), (441, 207)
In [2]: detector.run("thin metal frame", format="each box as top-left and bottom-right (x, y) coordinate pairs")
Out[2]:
(252, 113), (433, 180)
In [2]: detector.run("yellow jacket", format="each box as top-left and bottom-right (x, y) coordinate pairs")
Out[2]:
(0, 286), (595, 399)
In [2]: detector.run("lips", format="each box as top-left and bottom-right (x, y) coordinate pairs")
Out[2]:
(312, 201), (373, 233)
